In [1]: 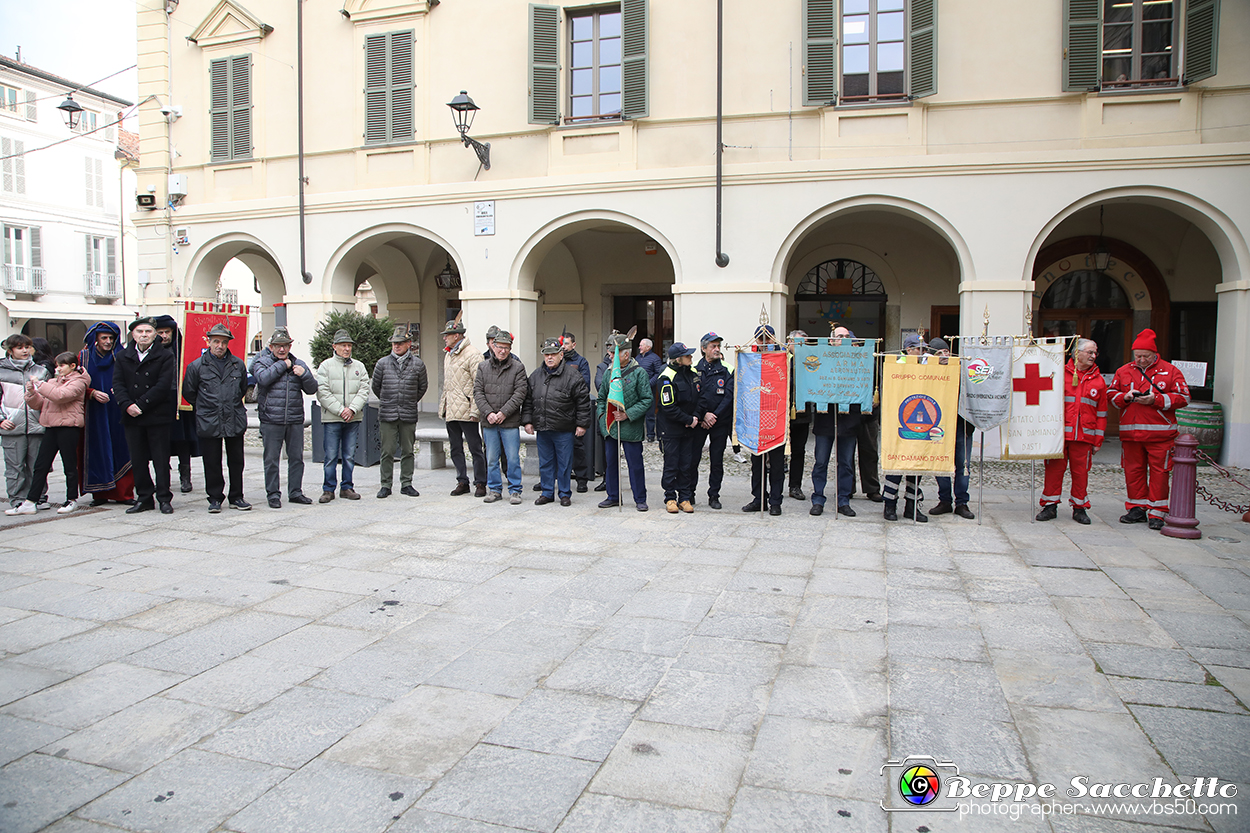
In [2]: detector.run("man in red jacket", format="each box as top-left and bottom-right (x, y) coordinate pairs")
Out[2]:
(1108, 328), (1190, 530)
(1036, 338), (1106, 525)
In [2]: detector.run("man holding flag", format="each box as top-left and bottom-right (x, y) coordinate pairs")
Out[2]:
(596, 331), (652, 511)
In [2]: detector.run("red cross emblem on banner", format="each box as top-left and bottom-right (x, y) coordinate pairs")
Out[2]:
(1012, 362), (1053, 406)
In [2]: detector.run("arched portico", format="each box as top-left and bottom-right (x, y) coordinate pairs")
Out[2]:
(183, 233), (287, 348)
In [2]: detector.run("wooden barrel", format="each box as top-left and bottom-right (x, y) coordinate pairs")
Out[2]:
(1176, 401), (1223, 465)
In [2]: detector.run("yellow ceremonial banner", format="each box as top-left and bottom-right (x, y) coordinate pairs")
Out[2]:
(881, 355), (960, 476)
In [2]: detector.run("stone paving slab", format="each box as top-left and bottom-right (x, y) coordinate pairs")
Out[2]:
(2, 454), (1249, 832)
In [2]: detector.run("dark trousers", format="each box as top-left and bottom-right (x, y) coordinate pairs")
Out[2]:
(936, 421), (972, 506)
(789, 420), (809, 489)
(604, 436), (646, 503)
(811, 433), (857, 508)
(200, 434), (245, 504)
(645, 399), (658, 442)
(447, 420), (486, 485)
(572, 410), (593, 482)
(750, 447), (785, 507)
(260, 422), (306, 499)
(883, 474), (921, 503)
(125, 422), (172, 505)
(855, 413), (881, 497)
(691, 428), (728, 499)
(660, 432), (698, 503)
(26, 426), (80, 504)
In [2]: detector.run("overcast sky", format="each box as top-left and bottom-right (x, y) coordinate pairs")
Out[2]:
(1, 0), (139, 102)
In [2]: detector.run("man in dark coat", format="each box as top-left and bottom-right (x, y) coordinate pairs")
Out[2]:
(809, 326), (861, 518)
(182, 323), (250, 513)
(560, 333), (594, 492)
(79, 321), (134, 505)
(113, 317), (176, 514)
(635, 338), (664, 442)
(523, 338), (590, 506)
(657, 342), (701, 513)
(250, 326), (318, 509)
(692, 332), (733, 509)
(371, 325), (428, 499)
(154, 314), (200, 493)
(473, 330), (529, 503)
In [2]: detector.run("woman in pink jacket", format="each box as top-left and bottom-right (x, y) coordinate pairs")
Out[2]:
(5, 352), (88, 516)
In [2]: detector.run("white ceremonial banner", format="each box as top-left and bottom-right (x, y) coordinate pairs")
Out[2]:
(1002, 338), (1066, 460)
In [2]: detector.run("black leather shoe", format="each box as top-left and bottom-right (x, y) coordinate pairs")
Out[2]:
(560, 496), (571, 507)
(1036, 504), (1058, 522)
(708, 498), (722, 510)
(230, 499), (252, 511)
(576, 480), (588, 493)
(377, 488), (392, 499)
(474, 483), (487, 497)
(837, 504), (856, 517)
(401, 486), (419, 497)
(929, 501), (953, 516)
(208, 501), (222, 514)
(903, 500), (928, 523)
(90, 496), (109, 507)
(866, 493), (884, 503)
(883, 501), (898, 521)
(636, 502), (648, 512)
(535, 495), (554, 505)
(769, 504), (782, 516)
(289, 495), (313, 505)
(594, 480), (608, 492)
(789, 487), (806, 501)
(1148, 517), (1165, 530)
(597, 497), (619, 508)
(809, 504), (824, 516)
(268, 496), (282, 509)
(450, 482), (470, 496)
(1120, 507), (1148, 524)
(125, 501), (155, 514)
(954, 504), (975, 520)
(179, 476), (193, 494)
(159, 502), (173, 515)
(533, 483), (542, 492)
(741, 502), (761, 513)
(1072, 507), (1091, 525)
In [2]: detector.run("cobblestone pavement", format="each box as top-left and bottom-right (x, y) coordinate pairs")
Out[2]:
(2, 445), (1249, 833)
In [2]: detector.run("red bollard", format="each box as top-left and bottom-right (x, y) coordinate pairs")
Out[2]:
(1162, 434), (1201, 540)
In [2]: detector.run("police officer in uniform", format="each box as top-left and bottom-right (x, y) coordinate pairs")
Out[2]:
(692, 332), (733, 509)
(657, 342), (701, 513)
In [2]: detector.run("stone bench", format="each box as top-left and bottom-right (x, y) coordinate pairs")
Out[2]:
(415, 427), (540, 475)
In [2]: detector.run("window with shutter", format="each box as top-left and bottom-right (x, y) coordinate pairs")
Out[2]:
(1184, 0), (1219, 83)
(95, 159), (104, 208)
(7, 139), (24, 195)
(840, 0), (908, 103)
(364, 30), (415, 145)
(210, 55), (253, 161)
(621, 0), (648, 119)
(565, 3), (644, 123)
(1063, 0), (1101, 91)
(908, 0), (937, 98)
(2, 137), (12, 192)
(529, 4), (560, 124)
(804, 0), (837, 105)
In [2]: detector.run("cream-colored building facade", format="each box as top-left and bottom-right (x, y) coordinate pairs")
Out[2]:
(134, 0), (1250, 464)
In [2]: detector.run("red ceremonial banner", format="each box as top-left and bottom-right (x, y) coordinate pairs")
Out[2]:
(179, 302), (251, 410)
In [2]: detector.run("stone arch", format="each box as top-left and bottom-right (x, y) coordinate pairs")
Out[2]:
(322, 223), (463, 299)
(185, 232), (287, 304)
(511, 210), (682, 294)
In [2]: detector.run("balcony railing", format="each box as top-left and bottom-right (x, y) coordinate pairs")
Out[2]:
(84, 271), (120, 299)
(3, 265), (46, 295)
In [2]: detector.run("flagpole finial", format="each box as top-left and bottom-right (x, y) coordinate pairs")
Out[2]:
(759, 304), (769, 326)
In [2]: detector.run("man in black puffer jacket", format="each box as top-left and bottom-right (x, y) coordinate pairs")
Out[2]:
(657, 342), (702, 514)
(113, 317), (176, 515)
(183, 323), (250, 513)
(371, 325), (428, 499)
(523, 338), (590, 506)
(250, 327), (318, 509)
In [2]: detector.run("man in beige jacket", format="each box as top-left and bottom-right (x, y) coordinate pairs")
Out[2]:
(439, 317), (486, 497)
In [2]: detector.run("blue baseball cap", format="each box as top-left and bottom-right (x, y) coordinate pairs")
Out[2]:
(667, 342), (696, 360)
(700, 332), (722, 348)
(754, 324), (776, 341)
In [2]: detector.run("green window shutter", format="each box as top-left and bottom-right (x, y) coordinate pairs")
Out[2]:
(230, 55), (252, 159)
(209, 58), (231, 160)
(803, 0), (836, 106)
(622, 0), (648, 119)
(365, 34), (389, 143)
(390, 32), (415, 141)
(529, 4), (560, 124)
(1063, 0), (1101, 92)
(1184, 0), (1220, 84)
(908, 0), (938, 98)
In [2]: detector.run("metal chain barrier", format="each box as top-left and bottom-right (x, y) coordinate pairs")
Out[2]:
(1194, 449), (1250, 515)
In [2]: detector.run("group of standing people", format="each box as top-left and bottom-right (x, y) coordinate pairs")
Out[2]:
(2, 313), (1191, 530)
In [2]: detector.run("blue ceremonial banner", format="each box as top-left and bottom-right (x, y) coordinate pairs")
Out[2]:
(734, 349), (789, 455)
(794, 340), (875, 411)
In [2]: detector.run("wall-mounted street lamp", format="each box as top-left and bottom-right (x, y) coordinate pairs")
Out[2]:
(434, 257), (462, 290)
(57, 93), (84, 130)
(447, 91), (491, 171)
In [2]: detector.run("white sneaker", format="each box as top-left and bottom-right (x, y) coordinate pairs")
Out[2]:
(5, 501), (37, 515)
(56, 500), (79, 515)
(733, 452), (747, 463)
(36, 501), (53, 511)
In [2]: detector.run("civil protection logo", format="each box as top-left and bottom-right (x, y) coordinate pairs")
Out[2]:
(966, 357), (993, 384)
(898, 394), (943, 441)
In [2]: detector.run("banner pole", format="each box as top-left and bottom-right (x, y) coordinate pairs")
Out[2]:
(833, 410), (838, 522)
(978, 429), (984, 526)
(1030, 459), (1036, 522)
(616, 419), (622, 513)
